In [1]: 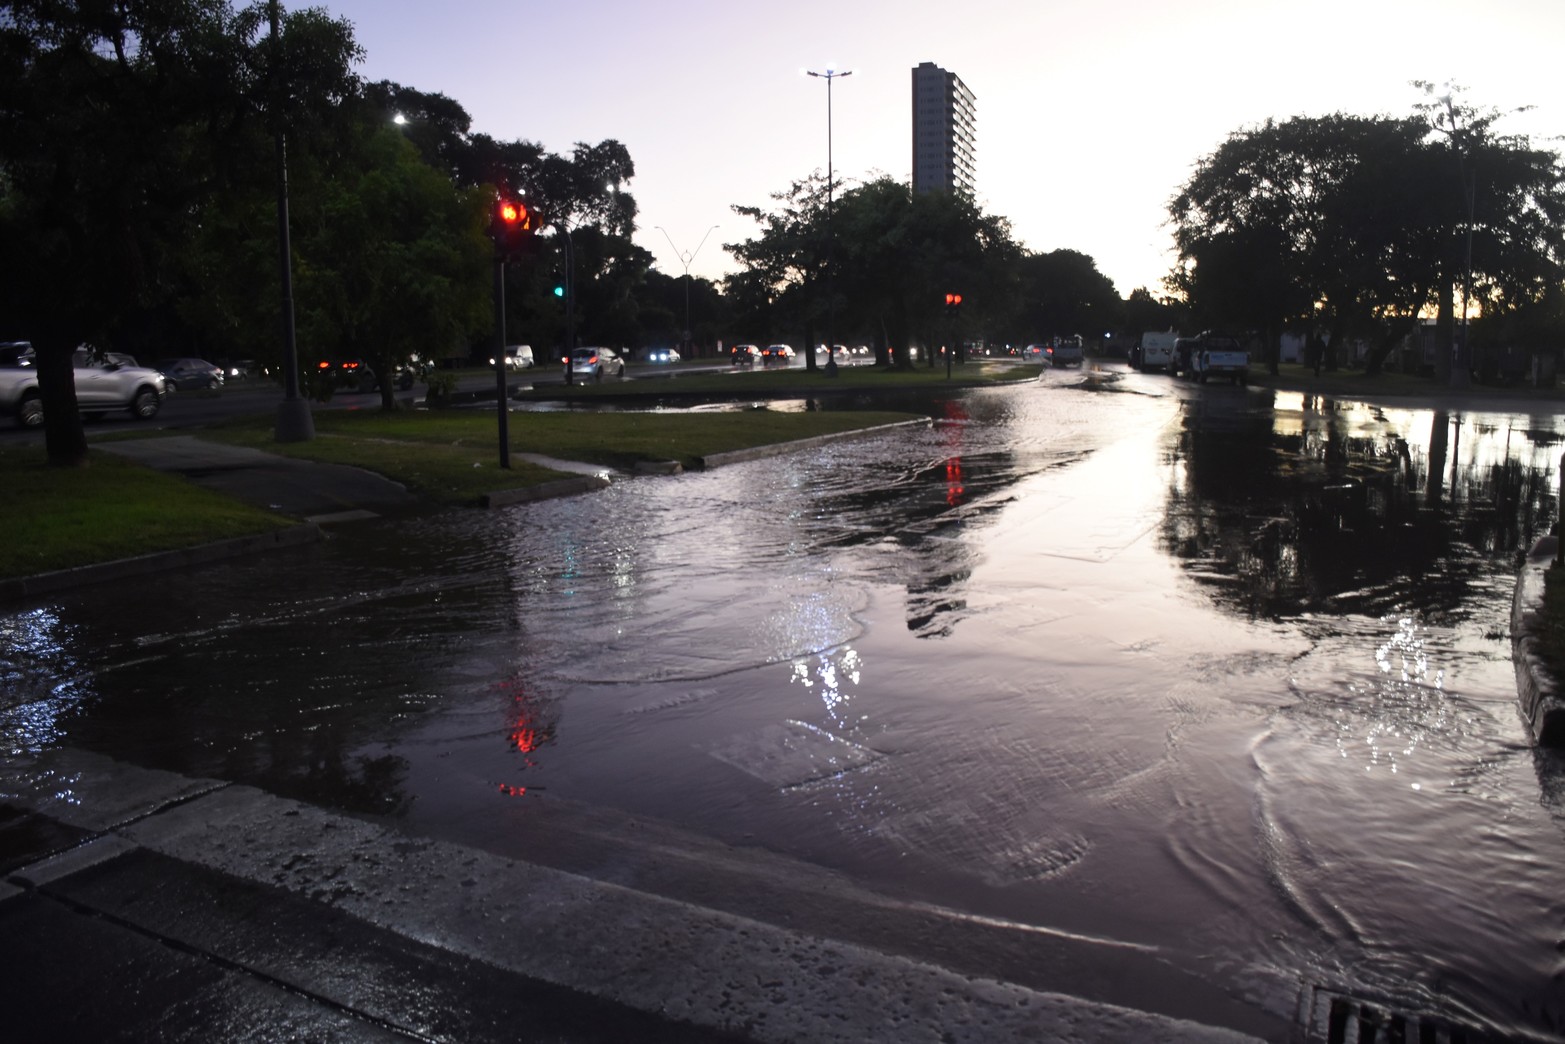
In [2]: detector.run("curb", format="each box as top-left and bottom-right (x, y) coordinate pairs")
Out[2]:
(697, 418), (932, 469)
(1511, 534), (1565, 745)
(484, 474), (611, 508)
(0, 523), (323, 604)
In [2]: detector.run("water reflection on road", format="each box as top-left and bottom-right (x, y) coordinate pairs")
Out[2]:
(5, 370), (1565, 1038)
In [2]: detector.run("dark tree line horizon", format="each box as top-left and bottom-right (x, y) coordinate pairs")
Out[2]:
(4, 1), (1559, 466)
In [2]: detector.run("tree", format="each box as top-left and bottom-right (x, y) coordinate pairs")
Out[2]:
(727, 175), (1022, 368)
(1415, 83), (1565, 384)
(0, 0), (359, 464)
(1169, 106), (1564, 379)
(1009, 249), (1122, 346)
(292, 126), (491, 409)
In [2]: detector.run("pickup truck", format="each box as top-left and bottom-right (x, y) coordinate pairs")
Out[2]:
(1180, 334), (1249, 385)
(0, 343), (167, 428)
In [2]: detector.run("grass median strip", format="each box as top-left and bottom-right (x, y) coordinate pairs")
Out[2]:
(515, 360), (1039, 399)
(0, 443), (294, 581)
(204, 407), (925, 502)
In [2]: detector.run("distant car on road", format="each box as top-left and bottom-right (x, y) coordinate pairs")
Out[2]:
(730, 344), (761, 366)
(761, 344), (795, 363)
(155, 358), (224, 391)
(0, 345), (167, 427)
(637, 347), (681, 364)
(1043, 337), (1084, 368)
(570, 347), (625, 381)
(489, 344), (534, 371)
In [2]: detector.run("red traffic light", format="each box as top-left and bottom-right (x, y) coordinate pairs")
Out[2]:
(491, 195), (539, 259)
(496, 198), (531, 228)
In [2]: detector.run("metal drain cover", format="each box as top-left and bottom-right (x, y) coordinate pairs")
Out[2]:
(1299, 986), (1494, 1044)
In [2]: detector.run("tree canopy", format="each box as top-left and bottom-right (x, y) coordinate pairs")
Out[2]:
(727, 176), (1113, 364)
(1168, 95), (1565, 377)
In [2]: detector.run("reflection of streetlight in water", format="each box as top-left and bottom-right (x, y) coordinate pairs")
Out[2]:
(790, 645), (864, 729)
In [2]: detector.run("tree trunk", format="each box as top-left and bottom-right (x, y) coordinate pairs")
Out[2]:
(37, 339), (88, 467)
(1434, 281), (1454, 384)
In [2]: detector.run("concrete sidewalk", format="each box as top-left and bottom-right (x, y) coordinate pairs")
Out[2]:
(101, 436), (422, 525)
(0, 748), (1270, 1044)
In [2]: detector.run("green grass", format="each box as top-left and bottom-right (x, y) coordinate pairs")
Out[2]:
(515, 359), (1039, 399)
(0, 443), (294, 580)
(203, 406), (925, 503)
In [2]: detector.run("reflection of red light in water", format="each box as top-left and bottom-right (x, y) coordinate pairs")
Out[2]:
(941, 400), (968, 507)
(498, 783), (528, 797)
(510, 725), (540, 754)
(945, 458), (965, 506)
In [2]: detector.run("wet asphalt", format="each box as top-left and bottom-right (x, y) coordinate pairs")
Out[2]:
(2, 432), (1272, 1043)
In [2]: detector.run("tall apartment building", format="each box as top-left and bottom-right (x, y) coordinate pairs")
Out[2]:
(911, 61), (976, 195)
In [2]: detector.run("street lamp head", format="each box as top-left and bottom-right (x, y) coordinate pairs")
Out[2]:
(392, 112), (408, 125)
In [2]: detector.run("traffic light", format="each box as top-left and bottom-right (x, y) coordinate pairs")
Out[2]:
(490, 196), (538, 260)
(551, 270), (565, 298)
(944, 292), (963, 317)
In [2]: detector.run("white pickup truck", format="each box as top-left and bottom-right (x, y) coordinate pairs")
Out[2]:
(0, 343), (167, 427)
(1180, 334), (1249, 385)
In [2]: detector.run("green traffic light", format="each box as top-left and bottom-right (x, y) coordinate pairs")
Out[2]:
(553, 285), (565, 298)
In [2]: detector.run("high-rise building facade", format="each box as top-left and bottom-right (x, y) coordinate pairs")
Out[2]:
(911, 61), (976, 195)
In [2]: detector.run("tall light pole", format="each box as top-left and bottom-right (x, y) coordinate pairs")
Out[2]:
(1431, 85), (1477, 388)
(655, 224), (718, 357)
(269, 0), (313, 442)
(806, 65), (852, 377)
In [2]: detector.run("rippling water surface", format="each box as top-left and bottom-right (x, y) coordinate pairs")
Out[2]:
(5, 369), (1565, 1038)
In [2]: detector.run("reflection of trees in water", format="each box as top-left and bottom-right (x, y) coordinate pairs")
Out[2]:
(1161, 399), (1559, 620)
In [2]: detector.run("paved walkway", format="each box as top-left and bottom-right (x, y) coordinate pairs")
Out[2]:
(101, 436), (421, 524)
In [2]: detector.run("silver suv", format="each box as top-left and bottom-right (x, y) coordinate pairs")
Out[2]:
(0, 345), (167, 428)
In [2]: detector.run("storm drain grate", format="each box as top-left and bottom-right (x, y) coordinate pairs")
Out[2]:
(1300, 986), (1493, 1044)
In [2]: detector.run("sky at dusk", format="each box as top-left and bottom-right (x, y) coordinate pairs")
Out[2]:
(315, 0), (1563, 299)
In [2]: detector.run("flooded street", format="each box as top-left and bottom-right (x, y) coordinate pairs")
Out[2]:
(6, 368), (1565, 1039)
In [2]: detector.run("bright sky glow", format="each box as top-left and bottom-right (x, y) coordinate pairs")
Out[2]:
(316, 0), (1563, 296)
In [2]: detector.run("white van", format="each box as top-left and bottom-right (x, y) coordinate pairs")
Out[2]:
(491, 344), (534, 370)
(1135, 331), (1177, 372)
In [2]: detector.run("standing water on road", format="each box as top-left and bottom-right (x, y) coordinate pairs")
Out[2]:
(5, 370), (1565, 1039)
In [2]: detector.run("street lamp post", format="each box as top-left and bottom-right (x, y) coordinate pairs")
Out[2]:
(806, 65), (852, 377)
(655, 225), (718, 358)
(269, 0), (313, 442)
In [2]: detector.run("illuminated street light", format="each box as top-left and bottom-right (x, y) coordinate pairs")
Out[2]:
(805, 64), (853, 377)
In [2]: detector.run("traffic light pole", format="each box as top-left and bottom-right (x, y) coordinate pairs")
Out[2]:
(493, 257), (510, 469)
(562, 228), (576, 386)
